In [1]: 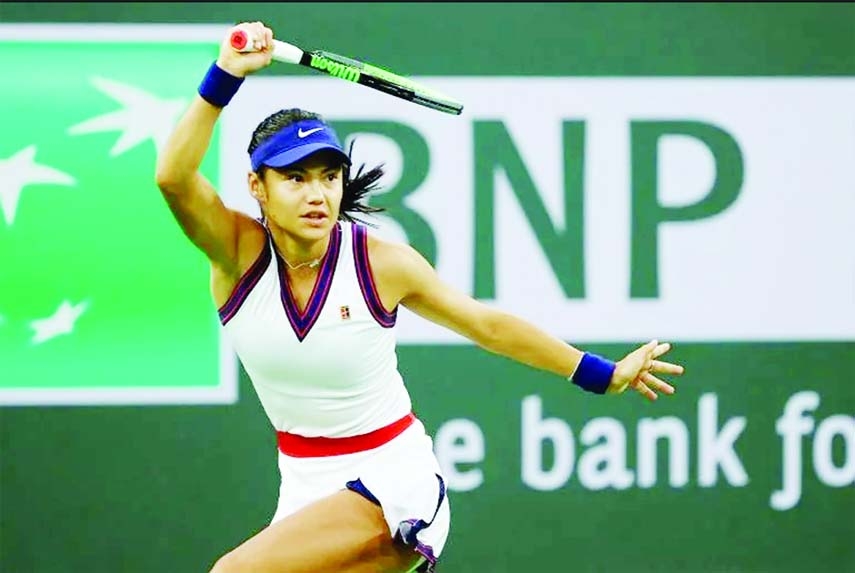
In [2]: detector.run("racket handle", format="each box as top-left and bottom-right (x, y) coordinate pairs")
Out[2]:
(229, 28), (303, 64)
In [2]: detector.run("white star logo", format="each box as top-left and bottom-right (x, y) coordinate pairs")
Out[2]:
(0, 145), (76, 226)
(30, 300), (90, 345)
(67, 77), (187, 157)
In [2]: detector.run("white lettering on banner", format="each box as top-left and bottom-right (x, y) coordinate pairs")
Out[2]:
(698, 393), (749, 487)
(578, 417), (634, 490)
(637, 416), (690, 488)
(812, 415), (855, 487)
(433, 418), (485, 492)
(771, 391), (819, 510)
(521, 395), (575, 491)
(222, 78), (855, 343)
(431, 391), (851, 511)
(771, 392), (855, 510)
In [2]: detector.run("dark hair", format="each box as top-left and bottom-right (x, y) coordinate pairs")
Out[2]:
(248, 108), (386, 226)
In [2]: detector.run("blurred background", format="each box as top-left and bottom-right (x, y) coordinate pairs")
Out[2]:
(1, 3), (853, 572)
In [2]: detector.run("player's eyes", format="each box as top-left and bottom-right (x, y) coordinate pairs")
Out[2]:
(280, 171), (338, 183)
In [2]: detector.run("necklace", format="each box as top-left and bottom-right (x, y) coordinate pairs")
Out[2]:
(283, 257), (321, 271)
(273, 243), (323, 270)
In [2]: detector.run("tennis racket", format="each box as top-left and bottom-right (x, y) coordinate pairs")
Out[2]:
(229, 28), (464, 116)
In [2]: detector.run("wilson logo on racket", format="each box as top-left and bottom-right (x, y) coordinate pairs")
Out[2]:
(229, 27), (463, 114)
(309, 54), (361, 82)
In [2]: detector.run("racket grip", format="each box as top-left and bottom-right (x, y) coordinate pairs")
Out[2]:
(229, 28), (303, 64)
(229, 29), (256, 52)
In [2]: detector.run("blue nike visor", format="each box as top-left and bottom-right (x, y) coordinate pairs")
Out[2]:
(250, 119), (351, 172)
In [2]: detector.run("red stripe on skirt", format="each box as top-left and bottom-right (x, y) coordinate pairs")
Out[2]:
(277, 413), (416, 458)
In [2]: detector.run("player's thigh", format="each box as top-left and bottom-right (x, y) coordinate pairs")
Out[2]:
(209, 489), (422, 573)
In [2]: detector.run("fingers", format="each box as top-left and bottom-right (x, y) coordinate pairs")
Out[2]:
(651, 342), (671, 359)
(639, 340), (673, 364)
(265, 26), (274, 50)
(651, 359), (684, 376)
(642, 339), (659, 354)
(633, 372), (674, 401)
(253, 21), (273, 50)
(632, 379), (658, 402)
(250, 21), (268, 50)
(642, 372), (675, 396)
(233, 21), (272, 50)
(628, 339), (658, 369)
(616, 340), (684, 402)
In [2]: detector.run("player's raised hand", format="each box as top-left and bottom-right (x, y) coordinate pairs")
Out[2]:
(216, 21), (275, 78)
(607, 340), (685, 401)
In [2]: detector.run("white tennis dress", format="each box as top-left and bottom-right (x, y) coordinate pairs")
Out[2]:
(218, 221), (450, 571)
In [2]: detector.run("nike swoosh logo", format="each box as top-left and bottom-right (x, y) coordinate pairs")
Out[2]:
(297, 127), (325, 138)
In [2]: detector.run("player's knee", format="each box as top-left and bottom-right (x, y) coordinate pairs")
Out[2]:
(208, 550), (249, 573)
(208, 553), (230, 573)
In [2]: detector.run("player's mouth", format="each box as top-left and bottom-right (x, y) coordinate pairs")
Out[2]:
(301, 211), (328, 225)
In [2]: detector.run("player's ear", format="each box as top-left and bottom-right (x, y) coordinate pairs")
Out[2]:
(248, 170), (267, 203)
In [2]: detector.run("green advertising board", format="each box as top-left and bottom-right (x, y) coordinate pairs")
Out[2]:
(0, 26), (234, 406)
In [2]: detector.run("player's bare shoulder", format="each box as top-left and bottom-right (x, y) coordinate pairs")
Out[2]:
(238, 212), (269, 258)
(364, 228), (431, 310)
(210, 213), (268, 308)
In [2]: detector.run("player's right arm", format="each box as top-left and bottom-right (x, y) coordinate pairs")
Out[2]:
(154, 22), (275, 275)
(155, 99), (247, 271)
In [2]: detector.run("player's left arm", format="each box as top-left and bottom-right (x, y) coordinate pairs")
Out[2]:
(371, 236), (685, 400)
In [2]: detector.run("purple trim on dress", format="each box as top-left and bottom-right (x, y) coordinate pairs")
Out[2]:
(398, 518), (438, 569)
(351, 223), (397, 328)
(217, 241), (272, 326)
(345, 478), (381, 506)
(344, 474), (446, 572)
(395, 474), (446, 573)
(274, 223), (342, 342)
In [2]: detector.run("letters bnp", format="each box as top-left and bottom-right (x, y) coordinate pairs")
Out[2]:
(330, 119), (744, 300)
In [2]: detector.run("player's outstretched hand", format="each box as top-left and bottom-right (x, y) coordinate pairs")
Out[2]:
(216, 21), (275, 78)
(607, 340), (684, 401)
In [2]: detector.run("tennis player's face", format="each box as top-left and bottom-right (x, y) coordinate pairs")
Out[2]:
(259, 151), (344, 240)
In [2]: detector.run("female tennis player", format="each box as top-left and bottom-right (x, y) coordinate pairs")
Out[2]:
(155, 21), (685, 573)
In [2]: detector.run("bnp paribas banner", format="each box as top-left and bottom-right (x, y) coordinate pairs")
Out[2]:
(221, 76), (855, 344)
(1, 24), (853, 560)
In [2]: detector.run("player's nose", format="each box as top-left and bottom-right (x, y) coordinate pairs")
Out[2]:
(305, 180), (325, 202)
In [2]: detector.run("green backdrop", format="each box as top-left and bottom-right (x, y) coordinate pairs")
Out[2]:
(1, 4), (853, 573)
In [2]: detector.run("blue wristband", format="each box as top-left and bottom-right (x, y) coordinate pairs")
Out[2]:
(570, 353), (616, 395)
(198, 61), (244, 108)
